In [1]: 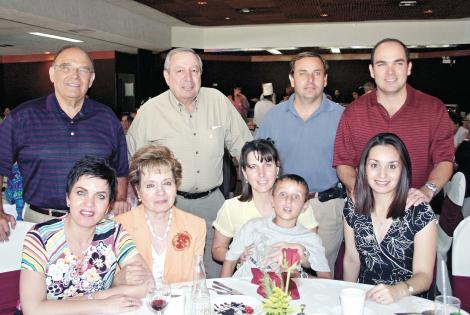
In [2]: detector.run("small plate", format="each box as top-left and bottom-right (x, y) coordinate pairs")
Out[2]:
(328, 305), (375, 315)
(212, 295), (261, 314)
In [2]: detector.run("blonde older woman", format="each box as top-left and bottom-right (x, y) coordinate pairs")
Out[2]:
(115, 145), (206, 283)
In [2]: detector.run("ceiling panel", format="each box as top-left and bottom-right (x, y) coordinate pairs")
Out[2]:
(134, 0), (470, 26)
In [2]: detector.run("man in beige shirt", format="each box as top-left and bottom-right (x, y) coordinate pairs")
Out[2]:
(127, 47), (252, 277)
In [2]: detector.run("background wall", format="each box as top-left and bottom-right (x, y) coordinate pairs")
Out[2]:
(1, 54), (469, 114)
(202, 56), (469, 113)
(1, 58), (116, 111)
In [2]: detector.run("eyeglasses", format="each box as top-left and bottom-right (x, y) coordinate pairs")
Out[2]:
(54, 63), (93, 76)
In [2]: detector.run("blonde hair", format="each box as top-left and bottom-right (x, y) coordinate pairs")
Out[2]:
(129, 145), (182, 189)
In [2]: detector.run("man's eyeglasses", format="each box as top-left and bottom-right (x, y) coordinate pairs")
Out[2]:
(54, 63), (94, 76)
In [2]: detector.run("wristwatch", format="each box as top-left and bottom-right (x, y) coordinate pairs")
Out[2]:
(424, 181), (438, 197)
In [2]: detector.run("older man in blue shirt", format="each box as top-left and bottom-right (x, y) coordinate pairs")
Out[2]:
(257, 52), (344, 273)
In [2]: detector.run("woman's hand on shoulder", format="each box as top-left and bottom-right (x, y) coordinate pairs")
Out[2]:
(366, 283), (401, 304)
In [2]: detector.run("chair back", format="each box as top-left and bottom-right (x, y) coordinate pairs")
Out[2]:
(0, 221), (34, 314)
(0, 221), (35, 273)
(443, 172), (466, 207)
(452, 217), (470, 312)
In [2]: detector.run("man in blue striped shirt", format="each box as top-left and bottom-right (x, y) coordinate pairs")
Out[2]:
(0, 46), (129, 241)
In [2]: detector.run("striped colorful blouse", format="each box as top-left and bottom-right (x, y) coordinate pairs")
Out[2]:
(21, 216), (137, 300)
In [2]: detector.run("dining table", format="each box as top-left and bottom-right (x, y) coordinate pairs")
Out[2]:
(114, 277), (462, 315)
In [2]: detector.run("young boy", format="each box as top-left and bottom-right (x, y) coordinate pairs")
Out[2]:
(220, 174), (331, 278)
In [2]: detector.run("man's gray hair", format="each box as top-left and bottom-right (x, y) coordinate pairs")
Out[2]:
(164, 47), (203, 73)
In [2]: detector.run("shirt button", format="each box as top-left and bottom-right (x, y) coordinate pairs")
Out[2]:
(197, 170), (200, 174)
(70, 132), (75, 136)
(193, 133), (196, 136)
(195, 187), (198, 191)
(190, 115), (193, 118)
(195, 151), (198, 155)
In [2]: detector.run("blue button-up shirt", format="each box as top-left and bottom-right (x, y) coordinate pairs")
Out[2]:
(256, 93), (344, 192)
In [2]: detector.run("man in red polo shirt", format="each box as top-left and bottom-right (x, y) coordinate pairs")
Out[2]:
(334, 38), (454, 207)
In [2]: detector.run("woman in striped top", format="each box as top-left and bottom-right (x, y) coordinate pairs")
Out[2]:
(19, 156), (153, 315)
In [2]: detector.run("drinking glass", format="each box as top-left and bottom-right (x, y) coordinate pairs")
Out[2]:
(147, 284), (171, 315)
(435, 295), (461, 315)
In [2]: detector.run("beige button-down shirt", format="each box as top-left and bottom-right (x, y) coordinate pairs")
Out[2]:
(127, 87), (252, 193)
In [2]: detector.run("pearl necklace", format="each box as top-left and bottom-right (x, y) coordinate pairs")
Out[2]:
(145, 209), (173, 241)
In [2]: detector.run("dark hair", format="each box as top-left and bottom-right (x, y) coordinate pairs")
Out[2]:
(53, 45), (95, 72)
(239, 139), (280, 202)
(448, 111), (462, 126)
(66, 155), (117, 203)
(272, 174), (309, 202)
(230, 85), (242, 99)
(289, 52), (328, 75)
(354, 133), (412, 218)
(371, 38), (410, 64)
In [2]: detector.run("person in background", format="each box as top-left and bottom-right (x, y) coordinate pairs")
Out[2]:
(0, 46), (130, 242)
(221, 174), (330, 279)
(228, 85), (250, 120)
(332, 89), (343, 104)
(283, 86), (294, 102)
(5, 164), (24, 221)
(257, 52), (345, 273)
(120, 113), (133, 134)
(253, 83), (275, 129)
(2, 106), (11, 118)
(115, 145), (206, 283)
(19, 156), (152, 315)
(449, 111), (469, 148)
(334, 38), (454, 210)
(362, 81), (375, 94)
(212, 139), (319, 268)
(127, 47), (252, 277)
(343, 133), (437, 304)
(351, 90), (360, 101)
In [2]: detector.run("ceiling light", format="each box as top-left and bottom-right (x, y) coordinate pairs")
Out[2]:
(44, 51), (51, 54)
(350, 45), (372, 49)
(320, 13), (328, 17)
(267, 49), (282, 55)
(275, 47), (298, 50)
(225, 17), (231, 20)
(197, 1), (207, 4)
(424, 9), (433, 14)
(240, 8), (252, 13)
(330, 47), (341, 54)
(398, 1), (418, 7)
(29, 32), (83, 43)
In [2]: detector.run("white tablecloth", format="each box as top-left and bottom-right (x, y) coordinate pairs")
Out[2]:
(115, 278), (444, 315)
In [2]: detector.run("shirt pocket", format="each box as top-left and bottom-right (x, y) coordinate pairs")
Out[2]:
(200, 125), (224, 158)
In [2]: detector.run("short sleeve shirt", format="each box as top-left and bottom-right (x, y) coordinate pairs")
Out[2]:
(343, 198), (436, 285)
(21, 217), (137, 300)
(212, 196), (319, 238)
(225, 217), (329, 278)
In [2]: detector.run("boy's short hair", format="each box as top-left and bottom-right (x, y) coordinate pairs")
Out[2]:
(272, 174), (309, 201)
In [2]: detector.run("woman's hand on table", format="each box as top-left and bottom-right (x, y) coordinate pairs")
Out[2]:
(366, 283), (401, 304)
(99, 294), (142, 314)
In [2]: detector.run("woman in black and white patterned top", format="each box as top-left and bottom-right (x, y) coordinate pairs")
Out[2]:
(343, 133), (437, 305)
